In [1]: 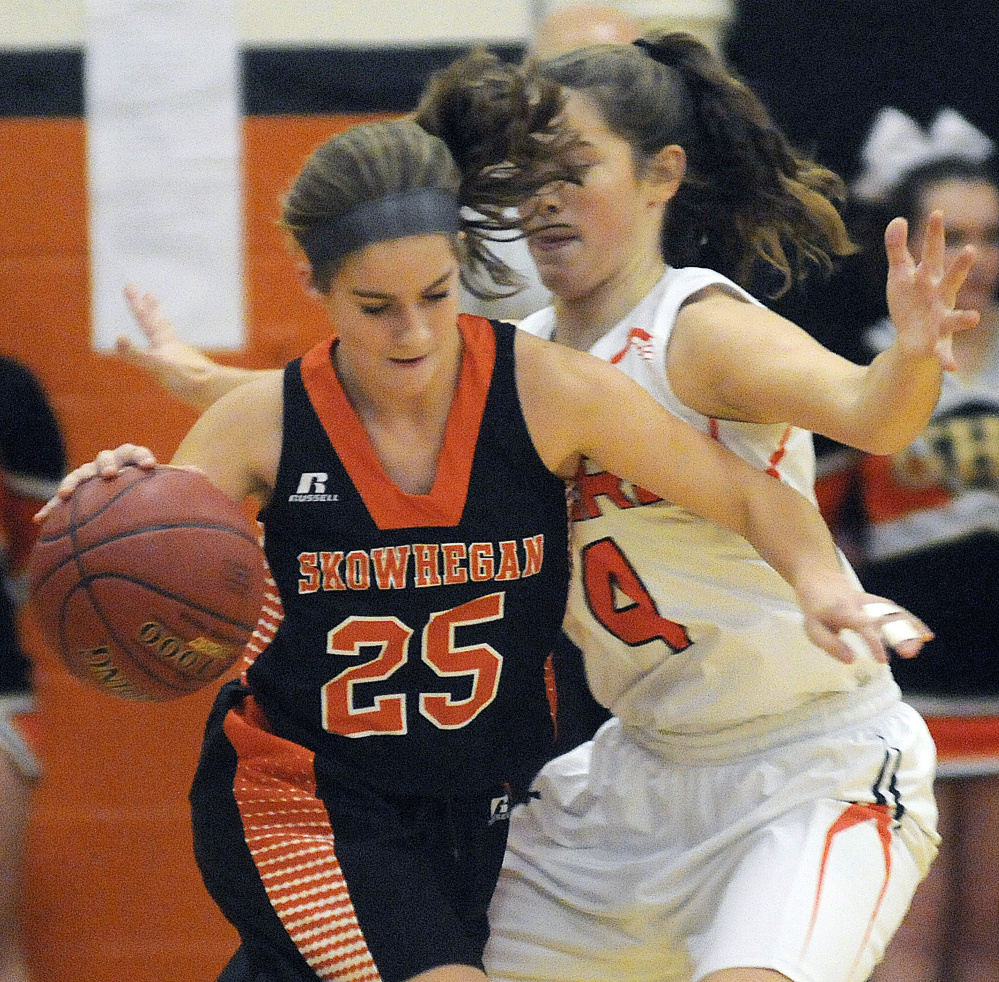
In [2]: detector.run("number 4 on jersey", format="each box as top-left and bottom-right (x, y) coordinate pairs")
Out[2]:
(581, 538), (691, 651)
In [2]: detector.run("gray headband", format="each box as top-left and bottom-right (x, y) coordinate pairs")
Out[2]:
(300, 187), (462, 270)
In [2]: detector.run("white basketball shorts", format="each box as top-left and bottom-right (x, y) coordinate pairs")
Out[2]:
(484, 700), (938, 982)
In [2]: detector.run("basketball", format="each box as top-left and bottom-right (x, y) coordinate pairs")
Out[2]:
(27, 465), (267, 702)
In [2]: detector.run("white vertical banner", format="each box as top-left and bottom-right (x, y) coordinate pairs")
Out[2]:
(85, 0), (245, 349)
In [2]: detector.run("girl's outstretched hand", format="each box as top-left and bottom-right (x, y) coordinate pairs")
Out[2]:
(117, 284), (224, 405)
(795, 573), (932, 664)
(885, 210), (980, 371)
(34, 444), (158, 523)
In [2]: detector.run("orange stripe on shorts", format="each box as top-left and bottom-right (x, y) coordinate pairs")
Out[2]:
(224, 697), (381, 982)
(804, 801), (893, 975)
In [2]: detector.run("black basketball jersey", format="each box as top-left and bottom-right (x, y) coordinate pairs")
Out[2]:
(249, 316), (570, 796)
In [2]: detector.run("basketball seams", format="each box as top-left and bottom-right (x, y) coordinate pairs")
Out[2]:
(78, 571), (260, 635)
(37, 516), (259, 546)
(55, 582), (192, 697)
(47, 465), (159, 543)
(36, 465), (254, 545)
(31, 522), (261, 595)
(27, 467), (267, 702)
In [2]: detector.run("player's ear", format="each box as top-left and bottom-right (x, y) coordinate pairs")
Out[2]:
(647, 145), (686, 205)
(295, 261), (323, 301)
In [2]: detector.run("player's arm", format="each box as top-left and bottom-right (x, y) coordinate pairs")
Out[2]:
(170, 371), (282, 505)
(119, 284), (266, 410)
(665, 211), (978, 455)
(515, 331), (930, 665)
(36, 373), (283, 522)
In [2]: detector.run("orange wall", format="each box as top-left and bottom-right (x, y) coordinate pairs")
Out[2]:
(1, 112), (389, 982)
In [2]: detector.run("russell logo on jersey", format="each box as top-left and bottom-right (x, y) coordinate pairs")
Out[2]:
(288, 472), (340, 503)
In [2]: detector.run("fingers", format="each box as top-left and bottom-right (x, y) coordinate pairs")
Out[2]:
(846, 600), (932, 662)
(93, 445), (144, 476)
(841, 625), (888, 664)
(883, 216), (913, 271)
(34, 500), (58, 523)
(33, 445), (158, 523)
(917, 210), (945, 272)
(885, 209), (981, 368)
(934, 306), (979, 373)
(940, 244), (977, 306)
(33, 461), (100, 523)
(804, 618), (870, 665)
(115, 334), (166, 374)
(115, 335), (146, 366)
(935, 334), (958, 373)
(804, 596), (932, 664)
(122, 283), (179, 347)
(864, 599), (932, 659)
(908, 210), (974, 309)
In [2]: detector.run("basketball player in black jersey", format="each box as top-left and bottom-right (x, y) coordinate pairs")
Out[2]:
(41, 113), (929, 982)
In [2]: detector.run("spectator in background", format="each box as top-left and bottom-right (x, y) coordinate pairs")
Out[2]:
(822, 108), (999, 982)
(724, 2), (999, 387)
(531, 3), (642, 59)
(0, 356), (65, 982)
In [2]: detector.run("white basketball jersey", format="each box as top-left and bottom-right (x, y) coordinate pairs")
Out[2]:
(519, 268), (898, 753)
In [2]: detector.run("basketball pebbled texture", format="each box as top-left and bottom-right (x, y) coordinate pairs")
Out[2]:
(27, 465), (267, 702)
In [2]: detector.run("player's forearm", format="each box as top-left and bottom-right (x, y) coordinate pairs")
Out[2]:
(142, 356), (264, 411)
(843, 349), (943, 455)
(741, 479), (845, 590)
(179, 363), (264, 411)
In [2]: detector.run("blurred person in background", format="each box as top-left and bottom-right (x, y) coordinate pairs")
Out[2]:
(823, 108), (999, 982)
(0, 355), (65, 982)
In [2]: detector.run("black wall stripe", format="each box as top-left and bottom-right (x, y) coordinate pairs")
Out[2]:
(0, 45), (526, 119)
(0, 50), (83, 117)
(243, 45), (524, 115)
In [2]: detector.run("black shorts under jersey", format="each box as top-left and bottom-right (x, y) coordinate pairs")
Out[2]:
(192, 680), (514, 982)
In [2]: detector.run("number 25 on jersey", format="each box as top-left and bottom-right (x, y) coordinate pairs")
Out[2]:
(321, 592), (505, 737)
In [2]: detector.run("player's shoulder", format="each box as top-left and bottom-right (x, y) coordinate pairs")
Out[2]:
(200, 369), (283, 439)
(515, 330), (628, 415)
(225, 368), (282, 401)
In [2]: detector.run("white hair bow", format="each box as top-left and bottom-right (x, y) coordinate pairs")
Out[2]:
(852, 107), (995, 203)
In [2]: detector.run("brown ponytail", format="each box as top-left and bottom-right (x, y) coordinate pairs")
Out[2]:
(414, 49), (584, 299)
(542, 33), (856, 295)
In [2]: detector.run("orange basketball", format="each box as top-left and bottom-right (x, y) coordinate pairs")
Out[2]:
(27, 465), (267, 702)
